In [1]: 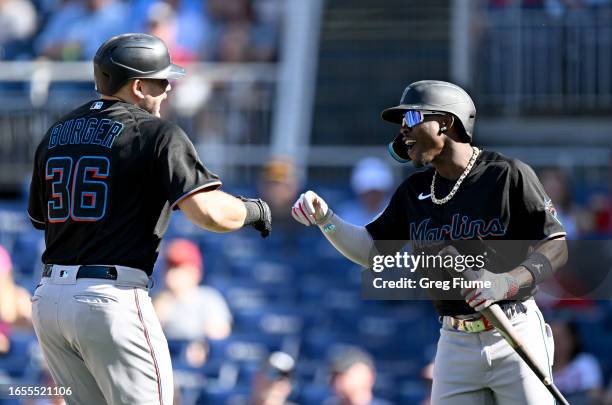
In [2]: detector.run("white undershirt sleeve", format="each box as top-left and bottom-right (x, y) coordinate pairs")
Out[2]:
(316, 211), (376, 268)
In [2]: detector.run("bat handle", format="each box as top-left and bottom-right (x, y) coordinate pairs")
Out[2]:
(549, 383), (570, 405)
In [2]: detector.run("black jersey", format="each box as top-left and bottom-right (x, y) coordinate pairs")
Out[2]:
(27, 99), (221, 275)
(366, 150), (566, 316)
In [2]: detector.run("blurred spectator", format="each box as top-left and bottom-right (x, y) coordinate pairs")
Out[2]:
(145, 2), (198, 63)
(551, 319), (603, 404)
(539, 167), (581, 238)
(217, 22), (252, 63)
(146, 1), (197, 63)
(337, 158), (393, 226)
(248, 351), (297, 405)
(253, 0), (284, 27)
(35, 0), (84, 59)
(154, 238), (233, 341)
(204, 0), (279, 62)
(0, 244), (32, 331)
(36, 0), (128, 60)
(180, 0), (280, 143)
(258, 158), (300, 234)
(207, 0), (251, 23)
(0, 0), (37, 59)
(132, 0), (208, 62)
(324, 346), (392, 405)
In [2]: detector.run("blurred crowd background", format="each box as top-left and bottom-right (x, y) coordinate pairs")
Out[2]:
(0, 0), (611, 404)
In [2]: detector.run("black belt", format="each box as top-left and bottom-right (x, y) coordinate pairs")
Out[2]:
(42, 264), (118, 280)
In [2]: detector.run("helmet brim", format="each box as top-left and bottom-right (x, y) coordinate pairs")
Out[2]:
(143, 63), (186, 81)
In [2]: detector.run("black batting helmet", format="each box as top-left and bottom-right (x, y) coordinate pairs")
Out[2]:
(93, 33), (185, 96)
(381, 80), (476, 162)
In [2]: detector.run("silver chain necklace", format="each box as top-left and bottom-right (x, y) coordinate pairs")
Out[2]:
(430, 146), (480, 205)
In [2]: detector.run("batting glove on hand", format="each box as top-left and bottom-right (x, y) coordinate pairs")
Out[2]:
(291, 190), (332, 226)
(462, 269), (520, 312)
(239, 197), (272, 238)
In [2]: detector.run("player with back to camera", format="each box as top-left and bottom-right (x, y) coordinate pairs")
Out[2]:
(27, 33), (272, 405)
(292, 80), (568, 404)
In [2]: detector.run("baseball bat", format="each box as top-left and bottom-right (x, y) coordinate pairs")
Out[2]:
(440, 246), (570, 405)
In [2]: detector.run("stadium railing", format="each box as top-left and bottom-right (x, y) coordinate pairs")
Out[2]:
(473, 8), (612, 114)
(0, 62), (278, 189)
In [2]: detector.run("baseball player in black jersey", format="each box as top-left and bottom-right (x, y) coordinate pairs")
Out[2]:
(292, 80), (568, 404)
(27, 33), (272, 405)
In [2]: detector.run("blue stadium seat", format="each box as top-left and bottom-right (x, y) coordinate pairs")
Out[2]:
(195, 385), (250, 405)
(207, 334), (275, 364)
(167, 338), (198, 371)
(229, 259), (297, 287)
(297, 383), (333, 405)
(11, 232), (44, 280)
(216, 283), (270, 310)
(397, 379), (428, 405)
(293, 359), (319, 382)
(300, 331), (360, 360)
(377, 360), (423, 381)
(168, 338), (191, 357)
(233, 306), (304, 336)
(235, 362), (259, 385)
(219, 281), (295, 310)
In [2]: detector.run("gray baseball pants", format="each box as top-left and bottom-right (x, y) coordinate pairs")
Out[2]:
(31, 265), (173, 405)
(432, 300), (555, 405)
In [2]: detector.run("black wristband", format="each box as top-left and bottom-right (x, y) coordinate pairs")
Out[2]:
(242, 199), (263, 225)
(520, 252), (553, 286)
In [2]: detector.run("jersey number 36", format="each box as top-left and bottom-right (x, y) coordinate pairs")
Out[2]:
(45, 156), (110, 222)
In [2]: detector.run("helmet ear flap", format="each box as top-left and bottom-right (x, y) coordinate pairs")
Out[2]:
(387, 135), (412, 163)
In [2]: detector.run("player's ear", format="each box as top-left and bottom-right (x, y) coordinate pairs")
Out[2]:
(131, 79), (146, 100)
(439, 115), (454, 134)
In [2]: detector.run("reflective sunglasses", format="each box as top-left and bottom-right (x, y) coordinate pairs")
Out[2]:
(402, 110), (445, 128)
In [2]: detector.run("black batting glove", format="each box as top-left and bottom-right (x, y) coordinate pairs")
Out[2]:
(239, 197), (272, 238)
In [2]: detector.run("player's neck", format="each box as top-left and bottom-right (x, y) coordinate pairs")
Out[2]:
(432, 142), (475, 180)
(100, 94), (131, 104)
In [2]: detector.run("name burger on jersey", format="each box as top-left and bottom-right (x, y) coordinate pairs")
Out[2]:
(48, 118), (124, 150)
(30, 99), (223, 274)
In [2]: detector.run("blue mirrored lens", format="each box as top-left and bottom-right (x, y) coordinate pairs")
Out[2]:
(403, 110), (423, 128)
